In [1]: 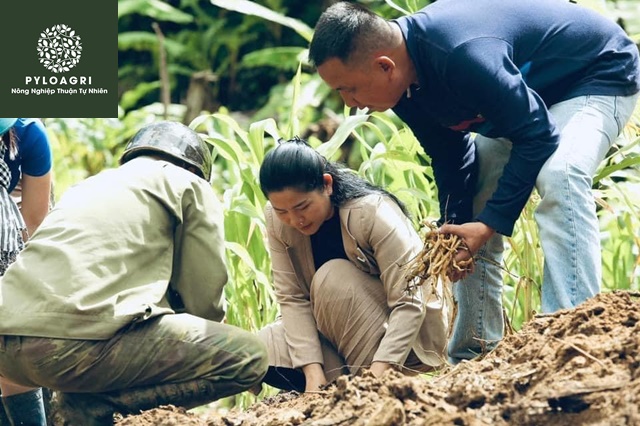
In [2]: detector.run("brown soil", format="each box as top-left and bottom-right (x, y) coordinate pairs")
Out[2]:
(116, 291), (640, 426)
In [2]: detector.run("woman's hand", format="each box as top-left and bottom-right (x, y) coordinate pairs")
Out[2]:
(369, 361), (391, 377)
(439, 222), (495, 281)
(302, 363), (327, 392)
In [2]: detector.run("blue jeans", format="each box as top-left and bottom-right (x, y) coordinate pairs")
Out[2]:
(448, 93), (639, 363)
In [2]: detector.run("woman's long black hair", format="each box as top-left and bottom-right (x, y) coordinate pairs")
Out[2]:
(259, 137), (409, 217)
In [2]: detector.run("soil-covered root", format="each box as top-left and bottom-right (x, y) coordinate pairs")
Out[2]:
(404, 222), (474, 292)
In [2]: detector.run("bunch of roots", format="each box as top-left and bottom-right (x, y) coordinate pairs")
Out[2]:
(404, 222), (474, 292)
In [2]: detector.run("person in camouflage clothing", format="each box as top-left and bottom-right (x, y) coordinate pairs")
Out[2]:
(0, 121), (268, 425)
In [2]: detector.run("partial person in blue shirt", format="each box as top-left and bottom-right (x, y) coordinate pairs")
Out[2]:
(308, 0), (640, 363)
(2, 118), (52, 240)
(0, 118), (52, 426)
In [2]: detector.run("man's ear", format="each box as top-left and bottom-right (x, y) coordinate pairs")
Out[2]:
(376, 56), (396, 74)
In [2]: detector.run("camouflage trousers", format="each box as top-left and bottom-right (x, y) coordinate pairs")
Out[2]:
(0, 313), (268, 420)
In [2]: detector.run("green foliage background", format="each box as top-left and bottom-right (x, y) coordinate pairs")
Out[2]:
(44, 0), (640, 406)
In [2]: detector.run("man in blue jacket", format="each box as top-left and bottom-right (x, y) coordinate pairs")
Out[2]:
(309, 0), (640, 362)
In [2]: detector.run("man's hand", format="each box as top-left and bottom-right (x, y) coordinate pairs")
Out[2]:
(439, 222), (495, 281)
(302, 363), (327, 392)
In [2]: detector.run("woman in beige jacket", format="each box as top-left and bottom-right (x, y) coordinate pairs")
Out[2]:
(257, 137), (448, 392)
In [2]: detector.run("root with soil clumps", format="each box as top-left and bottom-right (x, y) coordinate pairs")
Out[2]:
(403, 221), (474, 293)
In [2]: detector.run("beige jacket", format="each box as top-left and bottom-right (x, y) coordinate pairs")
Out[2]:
(265, 193), (448, 369)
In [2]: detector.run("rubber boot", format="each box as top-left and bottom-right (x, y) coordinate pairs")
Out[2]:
(100, 379), (221, 415)
(49, 392), (113, 426)
(1, 388), (46, 426)
(51, 379), (221, 424)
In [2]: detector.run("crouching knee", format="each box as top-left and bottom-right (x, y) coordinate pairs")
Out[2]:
(229, 332), (269, 389)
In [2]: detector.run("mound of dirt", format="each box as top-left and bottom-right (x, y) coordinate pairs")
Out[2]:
(117, 291), (640, 426)
(115, 405), (203, 425)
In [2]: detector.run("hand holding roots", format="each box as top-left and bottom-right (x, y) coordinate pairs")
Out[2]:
(405, 222), (475, 291)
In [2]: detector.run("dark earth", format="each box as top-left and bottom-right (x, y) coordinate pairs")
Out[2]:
(115, 290), (640, 425)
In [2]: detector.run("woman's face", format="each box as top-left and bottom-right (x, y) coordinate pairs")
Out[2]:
(268, 174), (334, 236)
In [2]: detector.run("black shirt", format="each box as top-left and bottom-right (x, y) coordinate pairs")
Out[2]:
(310, 210), (348, 271)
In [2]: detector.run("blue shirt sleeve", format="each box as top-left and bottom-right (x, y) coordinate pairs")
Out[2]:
(15, 118), (53, 178)
(445, 38), (560, 235)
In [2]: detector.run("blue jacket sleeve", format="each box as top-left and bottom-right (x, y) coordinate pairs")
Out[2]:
(446, 38), (560, 235)
(16, 118), (52, 177)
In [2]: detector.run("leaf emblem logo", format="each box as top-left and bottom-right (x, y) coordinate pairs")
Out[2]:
(37, 24), (82, 74)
